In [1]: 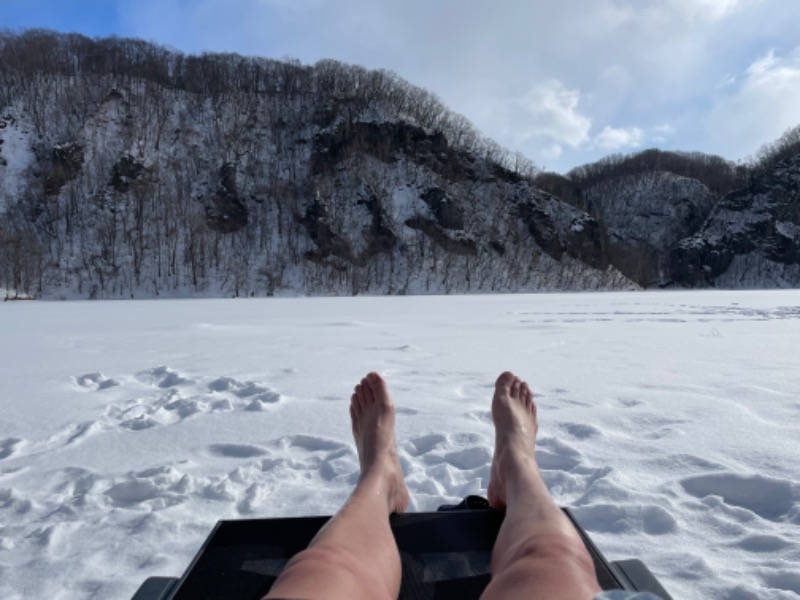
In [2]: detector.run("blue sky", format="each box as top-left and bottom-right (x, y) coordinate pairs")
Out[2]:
(2, 0), (800, 173)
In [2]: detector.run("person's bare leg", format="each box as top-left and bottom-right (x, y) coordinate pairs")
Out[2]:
(264, 372), (410, 600)
(481, 372), (601, 600)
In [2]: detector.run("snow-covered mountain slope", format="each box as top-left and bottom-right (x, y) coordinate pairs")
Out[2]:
(1, 31), (799, 298)
(671, 152), (800, 288)
(0, 31), (631, 299)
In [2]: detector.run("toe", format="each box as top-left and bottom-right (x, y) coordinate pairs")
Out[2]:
(361, 376), (375, 404)
(353, 385), (364, 412)
(366, 371), (384, 388)
(367, 372), (391, 402)
(496, 371), (515, 391)
(528, 392), (537, 420)
(510, 377), (521, 399)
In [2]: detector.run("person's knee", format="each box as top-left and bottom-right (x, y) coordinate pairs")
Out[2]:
(485, 533), (600, 600)
(289, 544), (366, 578)
(500, 531), (596, 578)
(278, 544), (392, 599)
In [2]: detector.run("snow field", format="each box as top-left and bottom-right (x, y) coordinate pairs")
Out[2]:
(1, 291), (799, 599)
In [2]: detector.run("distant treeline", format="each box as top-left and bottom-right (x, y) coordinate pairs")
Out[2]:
(0, 29), (536, 177)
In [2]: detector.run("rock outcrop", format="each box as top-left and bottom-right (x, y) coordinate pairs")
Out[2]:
(671, 153), (800, 288)
(583, 171), (717, 286)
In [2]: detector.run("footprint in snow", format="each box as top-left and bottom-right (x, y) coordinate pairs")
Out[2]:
(0, 487), (34, 516)
(163, 397), (204, 419)
(404, 433), (447, 456)
(536, 449), (581, 471)
(120, 416), (159, 431)
(104, 466), (190, 508)
(209, 444), (269, 459)
(208, 377), (281, 404)
(559, 422), (602, 440)
(535, 436), (583, 471)
(737, 534), (792, 553)
(136, 366), (191, 388)
(617, 397), (642, 408)
(284, 434), (349, 453)
(109, 373), (283, 431)
(443, 446), (492, 470)
(50, 421), (103, 447)
(0, 438), (24, 460)
(760, 569), (800, 596)
(75, 372), (120, 391)
(570, 503), (678, 535)
(680, 472), (797, 521)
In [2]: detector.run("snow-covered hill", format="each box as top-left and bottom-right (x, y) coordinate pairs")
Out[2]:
(1, 30), (799, 298)
(0, 31), (631, 299)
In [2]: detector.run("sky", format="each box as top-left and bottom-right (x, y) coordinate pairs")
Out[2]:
(2, 0), (800, 173)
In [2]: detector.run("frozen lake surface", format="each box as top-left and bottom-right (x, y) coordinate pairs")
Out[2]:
(1, 290), (799, 599)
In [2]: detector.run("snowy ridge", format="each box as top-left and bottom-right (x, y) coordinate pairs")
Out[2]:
(1, 32), (799, 297)
(1, 291), (799, 599)
(0, 62), (628, 298)
(1, 31), (577, 300)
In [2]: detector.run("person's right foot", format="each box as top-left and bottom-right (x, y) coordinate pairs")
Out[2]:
(487, 371), (539, 510)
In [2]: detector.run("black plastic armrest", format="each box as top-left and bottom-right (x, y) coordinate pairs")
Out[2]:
(130, 576), (179, 600)
(610, 559), (674, 600)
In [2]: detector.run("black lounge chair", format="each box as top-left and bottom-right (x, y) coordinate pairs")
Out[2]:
(132, 497), (673, 600)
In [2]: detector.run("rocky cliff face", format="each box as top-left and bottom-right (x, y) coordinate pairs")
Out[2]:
(670, 153), (800, 288)
(583, 172), (717, 287)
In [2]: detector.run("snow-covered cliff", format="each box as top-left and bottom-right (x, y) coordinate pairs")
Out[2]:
(1, 31), (798, 298)
(0, 31), (632, 298)
(671, 152), (800, 288)
(583, 171), (716, 286)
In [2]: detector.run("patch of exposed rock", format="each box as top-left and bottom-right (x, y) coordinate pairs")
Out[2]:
(670, 153), (800, 287)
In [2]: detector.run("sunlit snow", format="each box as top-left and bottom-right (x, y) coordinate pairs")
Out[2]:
(1, 290), (799, 599)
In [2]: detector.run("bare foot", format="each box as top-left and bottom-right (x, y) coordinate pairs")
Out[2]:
(487, 371), (539, 510)
(350, 372), (410, 514)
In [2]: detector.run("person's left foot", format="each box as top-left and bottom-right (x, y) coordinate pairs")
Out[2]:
(351, 372), (410, 513)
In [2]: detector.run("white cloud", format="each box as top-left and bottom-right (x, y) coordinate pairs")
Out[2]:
(541, 144), (564, 160)
(508, 81), (592, 148)
(651, 124), (676, 143)
(745, 48), (779, 78)
(707, 46), (800, 159)
(666, 0), (753, 21)
(593, 125), (644, 150)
